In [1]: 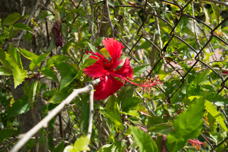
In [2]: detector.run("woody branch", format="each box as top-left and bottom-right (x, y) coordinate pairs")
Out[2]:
(10, 79), (99, 152)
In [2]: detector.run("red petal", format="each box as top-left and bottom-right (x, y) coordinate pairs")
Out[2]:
(83, 61), (108, 78)
(94, 76), (123, 100)
(188, 139), (204, 145)
(102, 38), (124, 68)
(116, 58), (133, 78)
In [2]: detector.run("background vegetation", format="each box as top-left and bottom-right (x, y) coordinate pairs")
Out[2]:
(0, 0), (227, 151)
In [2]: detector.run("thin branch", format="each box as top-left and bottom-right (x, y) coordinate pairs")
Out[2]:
(114, 5), (142, 9)
(10, 79), (99, 152)
(128, 34), (143, 56)
(174, 35), (198, 53)
(211, 137), (228, 151)
(154, 9), (163, 48)
(105, 0), (115, 37)
(87, 85), (94, 140)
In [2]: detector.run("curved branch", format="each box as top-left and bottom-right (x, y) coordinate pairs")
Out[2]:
(10, 79), (99, 152)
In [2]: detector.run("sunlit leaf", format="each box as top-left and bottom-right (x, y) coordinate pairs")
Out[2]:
(167, 98), (204, 152)
(205, 100), (227, 131)
(5, 53), (27, 88)
(0, 66), (11, 76)
(73, 136), (90, 152)
(130, 126), (158, 152)
(3, 13), (21, 25)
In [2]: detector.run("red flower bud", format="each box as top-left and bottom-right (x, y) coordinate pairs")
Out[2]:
(52, 21), (64, 47)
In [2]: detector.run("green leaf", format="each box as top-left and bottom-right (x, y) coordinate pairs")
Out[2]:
(118, 86), (140, 112)
(0, 66), (11, 76)
(97, 142), (125, 152)
(0, 49), (10, 67)
(98, 144), (116, 152)
(0, 129), (18, 142)
(148, 122), (173, 134)
(17, 48), (38, 60)
(48, 89), (69, 104)
(73, 136), (90, 152)
(47, 55), (69, 67)
(8, 46), (23, 69)
(5, 53), (27, 88)
(30, 53), (48, 70)
(130, 126), (158, 152)
(100, 107), (123, 129)
(55, 63), (77, 90)
(7, 99), (30, 118)
(133, 64), (150, 77)
(63, 145), (74, 152)
(54, 142), (65, 152)
(81, 57), (96, 69)
(205, 100), (227, 131)
(3, 13), (21, 25)
(13, 23), (32, 31)
(166, 98), (204, 152)
(41, 67), (58, 82)
(17, 48), (48, 70)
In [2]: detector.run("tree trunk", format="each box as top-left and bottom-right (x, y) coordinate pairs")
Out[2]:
(0, 0), (50, 151)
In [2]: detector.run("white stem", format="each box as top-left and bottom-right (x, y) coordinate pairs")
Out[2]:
(87, 85), (94, 140)
(10, 79), (100, 152)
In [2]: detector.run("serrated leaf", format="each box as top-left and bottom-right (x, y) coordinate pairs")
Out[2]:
(3, 13), (21, 25)
(205, 100), (227, 131)
(100, 107), (123, 129)
(73, 136), (90, 152)
(5, 53), (27, 88)
(17, 48), (48, 70)
(130, 126), (158, 152)
(167, 99), (204, 152)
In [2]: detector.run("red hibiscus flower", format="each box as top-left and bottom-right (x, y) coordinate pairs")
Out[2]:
(84, 38), (159, 100)
(188, 139), (205, 150)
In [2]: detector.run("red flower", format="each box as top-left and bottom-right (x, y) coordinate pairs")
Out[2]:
(188, 139), (205, 150)
(84, 38), (159, 100)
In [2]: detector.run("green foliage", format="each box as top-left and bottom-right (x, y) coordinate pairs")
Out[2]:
(205, 100), (227, 131)
(0, 0), (227, 151)
(130, 126), (158, 152)
(64, 136), (90, 152)
(167, 99), (205, 152)
(17, 48), (48, 70)
(5, 51), (27, 88)
(3, 13), (21, 25)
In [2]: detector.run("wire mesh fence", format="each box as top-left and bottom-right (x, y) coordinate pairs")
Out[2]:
(0, 0), (227, 151)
